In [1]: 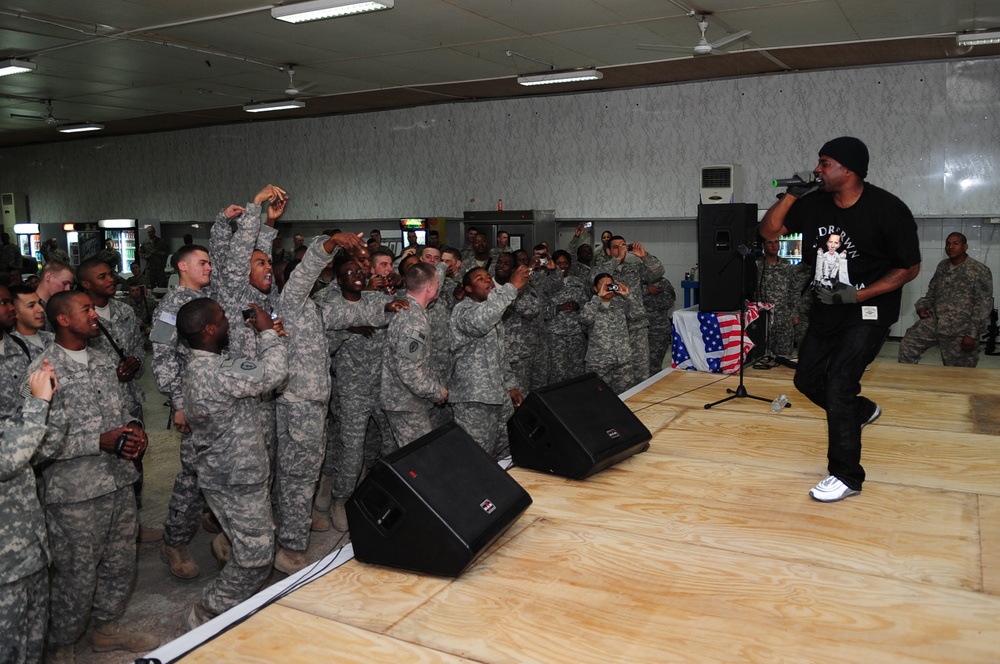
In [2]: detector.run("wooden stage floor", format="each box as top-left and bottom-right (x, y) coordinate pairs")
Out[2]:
(178, 363), (1000, 663)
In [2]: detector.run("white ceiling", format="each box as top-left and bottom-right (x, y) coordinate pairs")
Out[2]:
(1, 0), (999, 147)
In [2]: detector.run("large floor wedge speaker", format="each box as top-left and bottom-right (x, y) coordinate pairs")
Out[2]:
(698, 203), (758, 312)
(346, 422), (532, 577)
(508, 372), (652, 479)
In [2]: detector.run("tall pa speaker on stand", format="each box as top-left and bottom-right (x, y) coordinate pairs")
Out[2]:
(698, 203), (758, 312)
(508, 372), (652, 479)
(347, 422), (532, 577)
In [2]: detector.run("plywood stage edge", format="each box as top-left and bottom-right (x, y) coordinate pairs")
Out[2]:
(180, 364), (1000, 663)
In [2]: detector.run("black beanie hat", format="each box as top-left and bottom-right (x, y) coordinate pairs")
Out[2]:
(819, 136), (869, 179)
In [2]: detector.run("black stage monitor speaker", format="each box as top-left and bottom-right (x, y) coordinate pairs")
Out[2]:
(507, 372), (652, 479)
(346, 422), (532, 577)
(698, 203), (758, 312)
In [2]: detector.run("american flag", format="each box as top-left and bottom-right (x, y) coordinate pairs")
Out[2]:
(672, 303), (761, 374)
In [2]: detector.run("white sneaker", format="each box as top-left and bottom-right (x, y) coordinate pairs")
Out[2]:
(809, 475), (860, 502)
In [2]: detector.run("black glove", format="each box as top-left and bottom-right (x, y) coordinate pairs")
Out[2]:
(816, 283), (858, 305)
(786, 170), (820, 199)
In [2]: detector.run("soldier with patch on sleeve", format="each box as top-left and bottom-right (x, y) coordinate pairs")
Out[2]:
(151, 243), (213, 580)
(177, 298), (288, 630)
(380, 263), (448, 447)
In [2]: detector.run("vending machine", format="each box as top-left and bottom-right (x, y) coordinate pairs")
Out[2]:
(13, 222), (41, 271)
(98, 220), (138, 273)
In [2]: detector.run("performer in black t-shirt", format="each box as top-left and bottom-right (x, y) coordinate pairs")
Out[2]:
(760, 136), (921, 502)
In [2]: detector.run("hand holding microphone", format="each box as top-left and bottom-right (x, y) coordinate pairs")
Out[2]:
(773, 171), (822, 199)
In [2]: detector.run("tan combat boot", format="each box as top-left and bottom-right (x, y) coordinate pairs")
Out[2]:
(160, 542), (200, 579)
(92, 620), (159, 653)
(274, 547), (309, 575)
(331, 497), (350, 533)
(210, 532), (232, 568)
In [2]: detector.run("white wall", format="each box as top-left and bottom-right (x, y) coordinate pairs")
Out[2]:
(2, 57), (999, 334)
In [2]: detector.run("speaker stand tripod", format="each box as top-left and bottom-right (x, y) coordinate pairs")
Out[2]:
(705, 244), (790, 411)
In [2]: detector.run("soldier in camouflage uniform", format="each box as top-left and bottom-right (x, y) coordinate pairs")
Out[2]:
(791, 259), (812, 354)
(898, 232), (994, 367)
(98, 239), (122, 275)
(495, 252), (542, 394)
(450, 265), (529, 455)
(643, 275), (676, 374)
(581, 274), (641, 395)
(24, 291), (156, 661)
(271, 232), (364, 570)
(381, 263), (448, 447)
(756, 239), (798, 358)
(439, 247), (464, 311)
(124, 283), (158, 336)
(318, 256), (405, 532)
(0, 285), (32, 422)
(0, 363), (57, 664)
(9, 285), (54, 365)
(536, 251), (590, 383)
(78, 258), (146, 422)
(419, 247), (454, 427)
(177, 298), (288, 629)
(594, 237), (665, 387)
(151, 243), (213, 579)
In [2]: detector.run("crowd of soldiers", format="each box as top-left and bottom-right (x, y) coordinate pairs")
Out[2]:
(0, 186), (678, 663)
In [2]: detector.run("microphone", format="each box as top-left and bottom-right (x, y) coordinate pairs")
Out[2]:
(772, 176), (822, 187)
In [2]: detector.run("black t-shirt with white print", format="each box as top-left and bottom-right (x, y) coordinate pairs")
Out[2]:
(784, 183), (920, 334)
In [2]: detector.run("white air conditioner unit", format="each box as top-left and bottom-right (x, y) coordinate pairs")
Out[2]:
(2, 193), (28, 235)
(700, 165), (742, 205)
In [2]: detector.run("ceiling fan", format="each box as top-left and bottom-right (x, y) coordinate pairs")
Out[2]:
(9, 100), (68, 125)
(281, 65), (317, 97)
(638, 14), (751, 56)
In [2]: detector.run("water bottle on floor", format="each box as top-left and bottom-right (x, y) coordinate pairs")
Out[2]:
(771, 394), (788, 413)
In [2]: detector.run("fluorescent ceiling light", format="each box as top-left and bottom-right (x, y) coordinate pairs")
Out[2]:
(13, 223), (39, 234)
(57, 123), (104, 133)
(243, 99), (306, 113)
(957, 30), (1000, 46)
(272, 0), (393, 23)
(0, 58), (36, 77)
(98, 219), (136, 229)
(517, 69), (603, 87)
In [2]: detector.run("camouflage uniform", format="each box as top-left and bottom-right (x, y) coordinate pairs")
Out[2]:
(98, 247), (122, 274)
(126, 292), (158, 334)
(643, 276), (676, 374)
(320, 290), (393, 498)
(9, 330), (53, 363)
(182, 328), (287, 616)
(381, 295), (445, 447)
(0, 333), (32, 422)
(537, 272), (590, 383)
(791, 261), (812, 352)
(450, 282), (519, 454)
(151, 285), (211, 548)
(593, 253), (664, 386)
(271, 236), (339, 553)
(138, 235), (169, 288)
(0, 241), (21, 275)
(92, 297), (146, 421)
(211, 204), (282, 460)
(898, 256), (994, 367)
(756, 257), (797, 357)
(501, 283), (542, 395)
(426, 263), (454, 427)
(0, 396), (55, 664)
(580, 293), (640, 395)
(22, 344), (140, 651)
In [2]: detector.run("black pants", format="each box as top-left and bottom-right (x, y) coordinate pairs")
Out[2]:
(793, 324), (888, 490)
